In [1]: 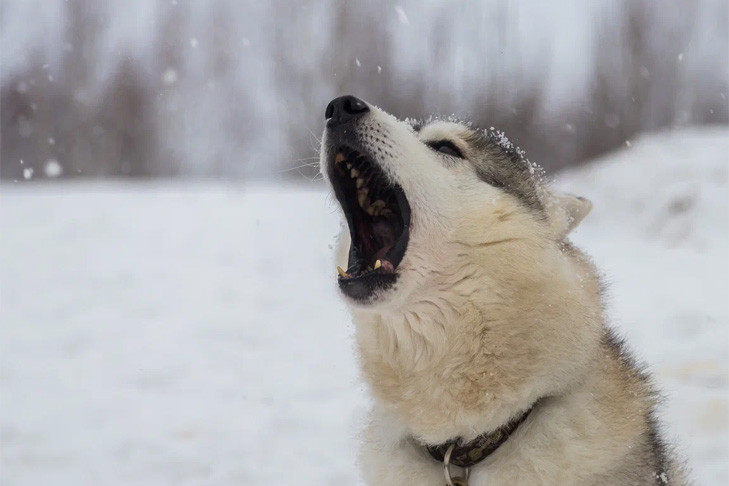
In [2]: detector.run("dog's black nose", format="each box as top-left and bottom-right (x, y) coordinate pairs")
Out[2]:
(325, 95), (369, 125)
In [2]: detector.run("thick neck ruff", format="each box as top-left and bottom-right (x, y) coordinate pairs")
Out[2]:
(423, 405), (534, 468)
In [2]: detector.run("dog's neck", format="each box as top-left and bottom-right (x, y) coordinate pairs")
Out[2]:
(352, 289), (527, 444)
(350, 247), (603, 445)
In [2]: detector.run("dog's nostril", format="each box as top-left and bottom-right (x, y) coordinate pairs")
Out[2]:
(325, 95), (369, 123)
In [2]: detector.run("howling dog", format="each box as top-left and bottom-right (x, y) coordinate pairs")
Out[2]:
(320, 96), (685, 485)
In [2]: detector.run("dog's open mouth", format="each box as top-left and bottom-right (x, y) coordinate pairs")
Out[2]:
(329, 147), (411, 300)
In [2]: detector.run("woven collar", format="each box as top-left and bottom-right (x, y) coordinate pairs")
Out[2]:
(424, 406), (533, 468)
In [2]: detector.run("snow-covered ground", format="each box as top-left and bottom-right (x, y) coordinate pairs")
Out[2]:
(1, 128), (727, 485)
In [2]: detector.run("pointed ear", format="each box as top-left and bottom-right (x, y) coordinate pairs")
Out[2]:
(544, 191), (592, 239)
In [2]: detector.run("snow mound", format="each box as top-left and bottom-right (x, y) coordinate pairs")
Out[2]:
(557, 127), (728, 252)
(1, 128), (727, 485)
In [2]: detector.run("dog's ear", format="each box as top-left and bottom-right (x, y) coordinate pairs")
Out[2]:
(544, 191), (592, 239)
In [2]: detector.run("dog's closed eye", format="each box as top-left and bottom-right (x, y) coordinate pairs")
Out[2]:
(427, 140), (464, 159)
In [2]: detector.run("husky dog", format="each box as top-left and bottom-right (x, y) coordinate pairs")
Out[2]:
(320, 96), (685, 485)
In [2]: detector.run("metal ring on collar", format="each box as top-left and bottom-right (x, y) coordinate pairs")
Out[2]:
(443, 443), (471, 486)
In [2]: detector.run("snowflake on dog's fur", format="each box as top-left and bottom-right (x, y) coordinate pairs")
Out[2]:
(445, 114), (474, 128)
(403, 117), (421, 131)
(485, 126), (546, 182)
(419, 113), (474, 128)
(404, 115), (546, 183)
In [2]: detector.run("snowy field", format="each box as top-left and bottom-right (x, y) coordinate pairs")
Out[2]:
(1, 128), (727, 485)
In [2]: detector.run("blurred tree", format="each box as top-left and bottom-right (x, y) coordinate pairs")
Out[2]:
(1, 0), (726, 180)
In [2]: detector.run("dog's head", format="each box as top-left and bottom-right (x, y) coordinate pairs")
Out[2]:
(320, 96), (592, 309)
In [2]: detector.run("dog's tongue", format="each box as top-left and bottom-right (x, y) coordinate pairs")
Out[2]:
(372, 220), (396, 261)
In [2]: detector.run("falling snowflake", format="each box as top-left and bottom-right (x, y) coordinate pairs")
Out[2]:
(394, 6), (409, 25)
(44, 159), (63, 178)
(162, 68), (178, 86)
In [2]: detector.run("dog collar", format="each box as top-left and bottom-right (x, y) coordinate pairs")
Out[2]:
(424, 406), (533, 469)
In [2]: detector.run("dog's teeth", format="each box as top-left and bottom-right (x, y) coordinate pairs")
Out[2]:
(335, 153), (345, 164)
(358, 191), (369, 207)
(351, 168), (359, 178)
(337, 266), (349, 278)
(381, 208), (392, 216)
(381, 259), (395, 272)
(374, 259), (382, 270)
(356, 178), (365, 189)
(346, 162), (352, 169)
(369, 200), (386, 216)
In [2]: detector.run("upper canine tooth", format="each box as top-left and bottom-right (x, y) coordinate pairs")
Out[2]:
(374, 259), (382, 269)
(335, 153), (345, 164)
(356, 178), (365, 189)
(350, 168), (359, 178)
(346, 162), (352, 169)
(337, 266), (349, 278)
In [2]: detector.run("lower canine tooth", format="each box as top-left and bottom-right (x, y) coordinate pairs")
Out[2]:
(337, 266), (349, 278)
(350, 168), (359, 178)
(356, 178), (365, 189)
